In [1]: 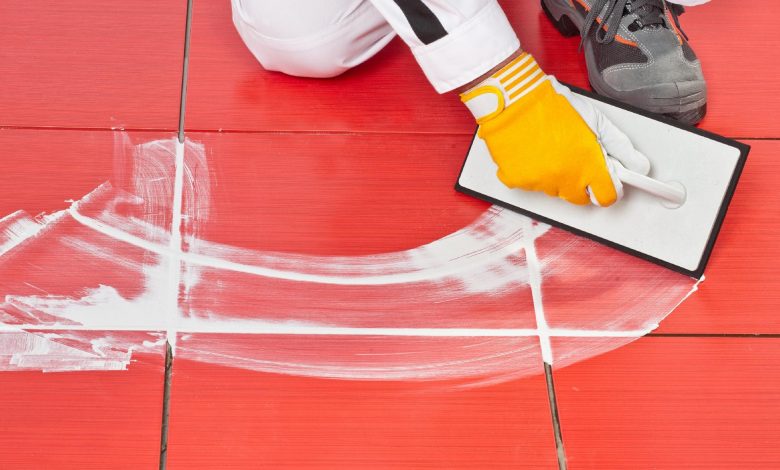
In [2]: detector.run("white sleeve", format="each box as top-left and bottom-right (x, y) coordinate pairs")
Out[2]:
(368, 0), (520, 93)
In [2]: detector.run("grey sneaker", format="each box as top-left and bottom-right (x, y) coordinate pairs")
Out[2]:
(542, 0), (706, 125)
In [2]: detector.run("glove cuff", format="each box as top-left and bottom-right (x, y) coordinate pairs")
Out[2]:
(459, 52), (547, 124)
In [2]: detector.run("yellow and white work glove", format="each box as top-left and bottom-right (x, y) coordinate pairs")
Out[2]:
(460, 52), (651, 206)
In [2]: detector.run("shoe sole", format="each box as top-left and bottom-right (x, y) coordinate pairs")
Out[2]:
(541, 0), (707, 125)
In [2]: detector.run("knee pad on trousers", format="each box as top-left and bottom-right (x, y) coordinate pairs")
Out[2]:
(231, 0), (395, 79)
(237, 37), (362, 79)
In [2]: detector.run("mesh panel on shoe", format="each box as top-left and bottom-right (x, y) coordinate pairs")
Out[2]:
(592, 38), (648, 72)
(572, 1), (648, 72)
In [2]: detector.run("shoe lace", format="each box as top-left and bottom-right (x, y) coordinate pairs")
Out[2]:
(580, 0), (688, 49)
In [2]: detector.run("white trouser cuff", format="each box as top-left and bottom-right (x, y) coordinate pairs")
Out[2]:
(411, 0), (520, 94)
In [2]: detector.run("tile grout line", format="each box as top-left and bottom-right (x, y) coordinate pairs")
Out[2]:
(2, 123), (779, 142)
(167, 139), (186, 351)
(521, 219), (568, 470)
(177, 0), (194, 145)
(158, 343), (174, 470)
(0, 122), (780, 142)
(160, 0), (194, 469)
(544, 363), (567, 469)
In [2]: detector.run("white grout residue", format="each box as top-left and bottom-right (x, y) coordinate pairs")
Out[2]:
(0, 133), (699, 380)
(0, 329), (165, 372)
(68, 202), (538, 288)
(520, 217), (553, 364)
(0, 210), (66, 256)
(163, 139), (187, 353)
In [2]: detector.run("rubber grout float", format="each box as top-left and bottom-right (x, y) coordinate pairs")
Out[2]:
(456, 84), (749, 279)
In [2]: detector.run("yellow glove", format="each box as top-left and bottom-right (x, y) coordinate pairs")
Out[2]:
(460, 53), (650, 206)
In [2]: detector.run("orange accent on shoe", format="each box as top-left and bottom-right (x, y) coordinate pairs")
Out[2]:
(614, 34), (637, 47)
(596, 17), (638, 47)
(574, 0), (638, 47)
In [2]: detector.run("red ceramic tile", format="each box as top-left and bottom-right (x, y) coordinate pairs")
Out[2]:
(0, 129), (173, 467)
(0, 1), (185, 129)
(0, 130), (112, 217)
(184, 0), (775, 137)
(673, 1), (780, 137)
(551, 336), (780, 469)
(534, 226), (698, 334)
(0, 129), (182, 252)
(181, 131), (485, 255)
(169, 130), (542, 384)
(0, 129), (177, 217)
(0, 130), (178, 316)
(166, 349), (557, 469)
(656, 140), (780, 333)
(172, 334), (545, 383)
(174, 130), (539, 334)
(0, 346), (165, 469)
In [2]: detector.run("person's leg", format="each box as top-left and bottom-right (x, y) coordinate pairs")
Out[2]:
(234, 0), (522, 94)
(231, 0), (396, 78)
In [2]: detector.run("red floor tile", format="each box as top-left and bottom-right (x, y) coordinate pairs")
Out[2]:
(672, 1), (780, 137)
(0, 130), (110, 217)
(175, 130), (538, 337)
(166, 351), (557, 469)
(0, 344), (165, 469)
(182, 131), (485, 255)
(656, 140), (780, 333)
(0, 129), (178, 313)
(0, 1), (185, 130)
(535, 226), (698, 334)
(551, 336), (780, 469)
(184, 0), (777, 137)
(0, 130), (175, 217)
(0, 129), (172, 467)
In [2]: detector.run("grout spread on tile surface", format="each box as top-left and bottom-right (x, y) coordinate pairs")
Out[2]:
(0, 134), (698, 380)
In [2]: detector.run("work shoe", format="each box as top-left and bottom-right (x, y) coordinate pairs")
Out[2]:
(541, 0), (706, 125)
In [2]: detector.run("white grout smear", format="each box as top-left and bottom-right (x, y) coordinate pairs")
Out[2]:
(0, 210), (66, 256)
(0, 133), (699, 380)
(163, 139), (187, 353)
(0, 330), (165, 372)
(69, 201), (537, 288)
(175, 335), (545, 384)
(520, 217), (553, 364)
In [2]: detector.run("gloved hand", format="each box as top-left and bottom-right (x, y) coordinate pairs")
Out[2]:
(460, 52), (650, 206)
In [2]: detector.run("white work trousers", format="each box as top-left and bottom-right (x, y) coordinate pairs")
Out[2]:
(231, 0), (709, 94)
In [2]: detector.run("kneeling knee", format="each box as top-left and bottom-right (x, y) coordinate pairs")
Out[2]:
(232, 10), (358, 78)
